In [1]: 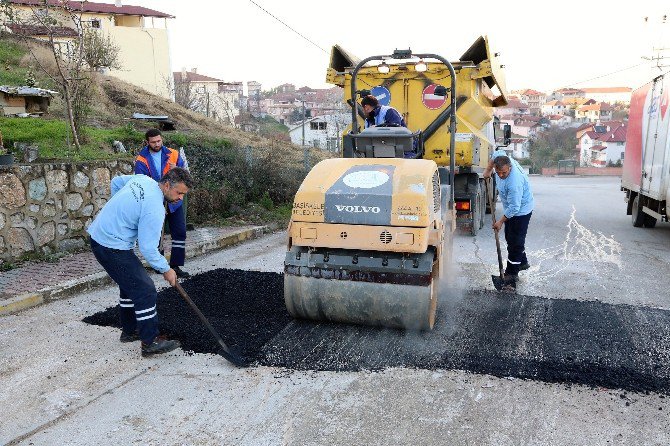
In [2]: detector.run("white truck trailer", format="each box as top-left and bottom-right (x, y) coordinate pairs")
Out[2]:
(622, 71), (670, 227)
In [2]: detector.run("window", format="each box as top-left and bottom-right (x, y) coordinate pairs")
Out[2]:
(310, 122), (326, 131)
(91, 19), (101, 28)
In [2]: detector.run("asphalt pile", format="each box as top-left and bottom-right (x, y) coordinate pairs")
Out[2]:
(84, 268), (670, 395)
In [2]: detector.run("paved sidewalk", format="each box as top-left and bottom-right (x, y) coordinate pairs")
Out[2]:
(0, 225), (267, 315)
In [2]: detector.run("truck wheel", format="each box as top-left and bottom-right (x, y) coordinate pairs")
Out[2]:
(632, 196), (644, 227)
(643, 213), (657, 228)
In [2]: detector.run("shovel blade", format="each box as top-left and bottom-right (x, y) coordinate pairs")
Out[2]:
(217, 346), (248, 367)
(492, 274), (516, 292)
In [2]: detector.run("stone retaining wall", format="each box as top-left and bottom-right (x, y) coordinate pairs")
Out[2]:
(0, 160), (134, 263)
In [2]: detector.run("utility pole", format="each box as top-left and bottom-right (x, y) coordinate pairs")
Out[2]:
(301, 99), (306, 147)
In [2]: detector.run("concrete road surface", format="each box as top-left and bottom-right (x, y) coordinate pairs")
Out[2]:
(1, 176), (669, 446)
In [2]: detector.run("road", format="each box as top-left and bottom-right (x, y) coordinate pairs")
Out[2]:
(1, 176), (669, 446)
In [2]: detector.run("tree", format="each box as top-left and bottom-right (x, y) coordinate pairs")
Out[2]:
(528, 127), (577, 173)
(1, 0), (123, 150)
(166, 74), (204, 111)
(79, 28), (120, 71)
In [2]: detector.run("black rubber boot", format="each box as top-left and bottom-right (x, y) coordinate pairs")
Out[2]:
(173, 266), (191, 278)
(120, 330), (140, 343)
(141, 337), (181, 357)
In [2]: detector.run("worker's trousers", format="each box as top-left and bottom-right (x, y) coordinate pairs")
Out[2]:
(165, 204), (186, 267)
(90, 238), (159, 344)
(503, 212), (532, 275)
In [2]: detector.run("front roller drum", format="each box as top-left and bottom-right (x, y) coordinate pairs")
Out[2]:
(284, 272), (438, 331)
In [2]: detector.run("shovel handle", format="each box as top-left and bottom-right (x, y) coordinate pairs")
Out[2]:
(484, 178), (505, 278)
(173, 282), (242, 365)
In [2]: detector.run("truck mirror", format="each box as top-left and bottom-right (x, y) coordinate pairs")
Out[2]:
(433, 85), (448, 97)
(504, 124), (511, 145)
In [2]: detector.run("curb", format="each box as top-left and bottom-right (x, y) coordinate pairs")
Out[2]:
(0, 226), (267, 316)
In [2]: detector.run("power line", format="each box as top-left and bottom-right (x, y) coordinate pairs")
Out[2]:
(247, 0), (328, 55)
(554, 63), (645, 91)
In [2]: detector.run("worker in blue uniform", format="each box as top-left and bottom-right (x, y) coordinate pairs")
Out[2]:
(87, 168), (192, 357)
(361, 94), (406, 128)
(135, 129), (190, 278)
(484, 151), (534, 281)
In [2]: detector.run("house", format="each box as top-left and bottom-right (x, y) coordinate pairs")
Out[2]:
(548, 114), (573, 127)
(0, 85), (57, 116)
(575, 102), (613, 123)
(260, 85), (347, 125)
(173, 69), (242, 125)
(514, 119), (541, 137)
(519, 89), (546, 115)
(579, 87), (632, 104)
(541, 100), (567, 116)
(576, 121), (627, 166)
(508, 136), (530, 159)
(493, 98), (530, 117)
(288, 113), (351, 151)
(548, 88), (585, 101)
(4, 0), (175, 99)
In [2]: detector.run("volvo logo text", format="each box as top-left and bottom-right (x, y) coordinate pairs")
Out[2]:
(335, 205), (381, 213)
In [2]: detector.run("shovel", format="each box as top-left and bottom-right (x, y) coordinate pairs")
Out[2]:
(174, 282), (247, 367)
(484, 178), (516, 292)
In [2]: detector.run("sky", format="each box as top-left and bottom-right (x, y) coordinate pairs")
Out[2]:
(129, 0), (669, 94)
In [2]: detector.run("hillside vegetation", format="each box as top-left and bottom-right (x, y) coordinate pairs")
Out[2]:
(0, 34), (333, 225)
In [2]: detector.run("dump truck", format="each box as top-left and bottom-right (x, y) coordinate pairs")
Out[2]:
(622, 71), (670, 227)
(284, 37), (510, 330)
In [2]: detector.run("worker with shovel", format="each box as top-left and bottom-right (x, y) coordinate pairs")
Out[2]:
(87, 168), (193, 357)
(484, 152), (534, 287)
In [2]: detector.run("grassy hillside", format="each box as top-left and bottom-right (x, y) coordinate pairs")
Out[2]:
(0, 33), (333, 225)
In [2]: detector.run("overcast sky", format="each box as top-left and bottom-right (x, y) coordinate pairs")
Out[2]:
(130, 0), (668, 94)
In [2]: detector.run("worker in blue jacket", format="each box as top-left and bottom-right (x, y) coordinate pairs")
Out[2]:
(484, 150), (534, 280)
(361, 94), (417, 157)
(135, 129), (190, 278)
(87, 168), (193, 357)
(361, 94), (406, 128)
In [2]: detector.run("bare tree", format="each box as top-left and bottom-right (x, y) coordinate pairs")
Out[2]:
(1, 0), (120, 150)
(164, 73), (204, 111)
(79, 28), (120, 71)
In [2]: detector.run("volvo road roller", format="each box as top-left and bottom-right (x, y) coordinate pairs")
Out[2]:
(285, 38), (510, 329)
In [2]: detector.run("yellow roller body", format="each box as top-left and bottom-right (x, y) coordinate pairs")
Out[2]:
(284, 158), (448, 330)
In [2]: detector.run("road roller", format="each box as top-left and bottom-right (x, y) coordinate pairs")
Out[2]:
(283, 46), (468, 330)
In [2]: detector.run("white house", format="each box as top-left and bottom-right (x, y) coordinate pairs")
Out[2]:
(541, 100), (567, 116)
(548, 114), (573, 127)
(575, 102), (614, 123)
(578, 123), (627, 167)
(173, 69), (241, 126)
(580, 87), (632, 104)
(288, 113), (351, 151)
(508, 137), (530, 159)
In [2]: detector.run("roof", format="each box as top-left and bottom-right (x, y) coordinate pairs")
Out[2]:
(8, 0), (174, 18)
(544, 100), (566, 107)
(578, 102), (613, 112)
(6, 23), (78, 37)
(506, 99), (529, 109)
(581, 87), (632, 94)
(591, 145), (606, 151)
(0, 85), (58, 97)
(174, 72), (223, 83)
(516, 120), (540, 128)
(521, 89), (545, 96)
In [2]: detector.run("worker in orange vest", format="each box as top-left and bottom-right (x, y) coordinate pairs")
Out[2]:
(135, 128), (190, 278)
